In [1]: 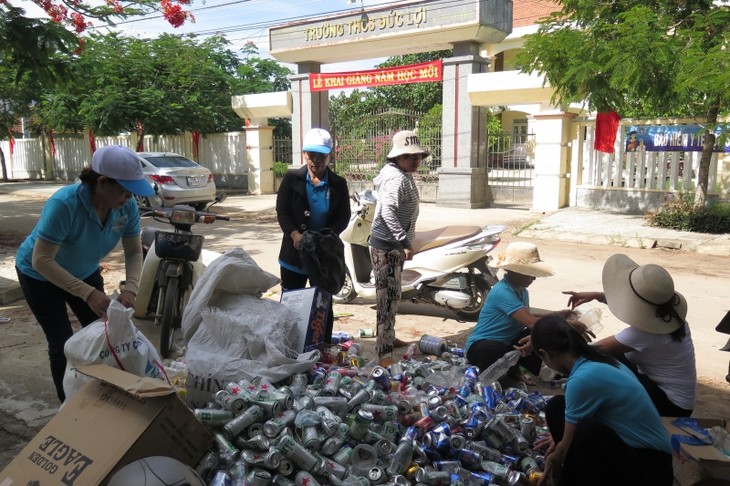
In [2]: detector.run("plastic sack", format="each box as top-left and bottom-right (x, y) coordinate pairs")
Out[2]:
(184, 298), (319, 408)
(181, 248), (280, 343)
(62, 299), (167, 401)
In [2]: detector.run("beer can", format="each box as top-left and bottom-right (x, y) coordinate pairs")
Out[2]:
(272, 474), (295, 486)
(277, 458), (294, 477)
(276, 434), (319, 471)
(194, 408), (234, 427)
(210, 470), (233, 486)
(358, 328), (376, 338)
(433, 460), (461, 472)
(367, 466), (386, 484)
(520, 416), (537, 444)
(294, 471), (322, 486)
(418, 334), (447, 356)
(246, 468), (273, 486)
(222, 405), (264, 441)
(321, 370), (342, 397)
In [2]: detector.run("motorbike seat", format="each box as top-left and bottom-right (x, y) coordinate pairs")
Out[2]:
(412, 225), (482, 253)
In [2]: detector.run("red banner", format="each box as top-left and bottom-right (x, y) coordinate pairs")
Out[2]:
(309, 60), (442, 92)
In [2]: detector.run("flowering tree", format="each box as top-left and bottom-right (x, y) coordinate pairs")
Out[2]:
(0, 0), (193, 33)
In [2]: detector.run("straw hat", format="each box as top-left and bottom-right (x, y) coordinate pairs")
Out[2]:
(491, 242), (555, 278)
(602, 254), (687, 334)
(386, 130), (429, 160)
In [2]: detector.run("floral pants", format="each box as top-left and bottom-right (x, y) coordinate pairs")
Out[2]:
(369, 247), (404, 358)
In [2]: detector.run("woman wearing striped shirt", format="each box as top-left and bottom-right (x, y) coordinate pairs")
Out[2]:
(369, 130), (429, 366)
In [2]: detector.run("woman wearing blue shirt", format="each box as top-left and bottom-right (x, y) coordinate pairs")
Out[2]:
(15, 145), (154, 402)
(465, 242), (577, 384)
(532, 315), (673, 486)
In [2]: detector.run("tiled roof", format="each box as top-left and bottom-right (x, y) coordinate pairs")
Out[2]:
(514, 0), (560, 28)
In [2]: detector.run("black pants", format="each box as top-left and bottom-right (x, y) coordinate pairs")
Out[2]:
(16, 266), (104, 403)
(466, 328), (542, 376)
(544, 395), (673, 486)
(280, 266), (333, 346)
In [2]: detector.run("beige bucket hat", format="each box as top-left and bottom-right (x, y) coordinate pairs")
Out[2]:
(386, 130), (429, 160)
(491, 242), (555, 278)
(602, 254), (687, 334)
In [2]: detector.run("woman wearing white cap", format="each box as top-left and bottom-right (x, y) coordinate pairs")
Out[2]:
(369, 130), (429, 366)
(564, 254), (696, 416)
(15, 145), (155, 402)
(276, 128), (350, 293)
(465, 242), (581, 384)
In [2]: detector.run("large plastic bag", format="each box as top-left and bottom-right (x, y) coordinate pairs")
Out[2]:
(184, 297), (319, 408)
(62, 299), (167, 401)
(181, 248), (280, 343)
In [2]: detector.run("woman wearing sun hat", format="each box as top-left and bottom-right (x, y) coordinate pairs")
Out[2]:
(369, 130), (429, 366)
(15, 145), (155, 402)
(564, 254), (696, 416)
(465, 241), (581, 384)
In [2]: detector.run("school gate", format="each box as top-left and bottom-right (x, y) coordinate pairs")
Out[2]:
(233, 0), (512, 209)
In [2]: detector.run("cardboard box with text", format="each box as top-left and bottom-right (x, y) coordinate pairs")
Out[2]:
(280, 286), (332, 353)
(663, 417), (730, 486)
(0, 364), (212, 486)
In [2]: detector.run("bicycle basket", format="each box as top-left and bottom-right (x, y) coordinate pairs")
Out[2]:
(154, 232), (204, 261)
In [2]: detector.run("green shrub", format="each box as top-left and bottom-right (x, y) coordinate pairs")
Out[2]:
(273, 161), (289, 178)
(645, 192), (730, 234)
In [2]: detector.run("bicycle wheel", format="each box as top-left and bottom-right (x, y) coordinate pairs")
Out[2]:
(159, 277), (180, 359)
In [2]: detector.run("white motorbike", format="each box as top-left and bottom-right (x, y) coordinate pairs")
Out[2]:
(334, 190), (505, 321)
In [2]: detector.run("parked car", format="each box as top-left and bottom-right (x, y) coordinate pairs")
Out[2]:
(488, 144), (534, 169)
(135, 152), (216, 209)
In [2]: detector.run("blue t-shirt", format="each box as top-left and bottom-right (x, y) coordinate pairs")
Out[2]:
(565, 357), (671, 453)
(465, 278), (529, 352)
(279, 171), (330, 275)
(16, 183), (141, 281)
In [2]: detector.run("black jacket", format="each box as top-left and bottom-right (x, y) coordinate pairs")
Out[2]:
(276, 165), (350, 268)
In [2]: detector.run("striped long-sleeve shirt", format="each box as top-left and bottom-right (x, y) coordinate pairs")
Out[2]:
(369, 163), (420, 251)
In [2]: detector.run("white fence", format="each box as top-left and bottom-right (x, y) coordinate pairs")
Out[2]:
(0, 131), (249, 189)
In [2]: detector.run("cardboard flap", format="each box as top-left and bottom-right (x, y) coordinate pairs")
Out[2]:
(77, 364), (174, 398)
(664, 417), (730, 462)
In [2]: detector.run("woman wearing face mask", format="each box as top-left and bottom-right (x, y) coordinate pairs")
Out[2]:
(15, 145), (155, 402)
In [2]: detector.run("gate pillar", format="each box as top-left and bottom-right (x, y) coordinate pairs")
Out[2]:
(289, 62), (330, 166)
(437, 42), (490, 208)
(531, 110), (577, 211)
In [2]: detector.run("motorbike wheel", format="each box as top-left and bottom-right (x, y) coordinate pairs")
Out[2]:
(454, 276), (490, 321)
(159, 277), (180, 359)
(332, 271), (357, 304)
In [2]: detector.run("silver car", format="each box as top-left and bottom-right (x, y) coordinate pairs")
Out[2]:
(135, 152), (216, 209)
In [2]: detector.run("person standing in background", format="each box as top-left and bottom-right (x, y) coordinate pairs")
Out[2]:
(15, 145), (155, 402)
(276, 128), (350, 342)
(369, 130), (429, 366)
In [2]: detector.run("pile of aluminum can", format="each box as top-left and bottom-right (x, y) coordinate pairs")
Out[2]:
(190, 335), (551, 486)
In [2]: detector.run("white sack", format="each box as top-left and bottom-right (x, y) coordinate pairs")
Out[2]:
(62, 299), (166, 401)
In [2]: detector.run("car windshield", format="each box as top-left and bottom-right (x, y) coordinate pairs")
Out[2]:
(143, 156), (199, 168)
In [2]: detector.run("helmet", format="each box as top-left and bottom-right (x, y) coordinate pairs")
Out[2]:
(107, 456), (205, 486)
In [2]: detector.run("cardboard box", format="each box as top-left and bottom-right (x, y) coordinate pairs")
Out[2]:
(280, 286), (332, 353)
(0, 364), (213, 486)
(663, 417), (730, 486)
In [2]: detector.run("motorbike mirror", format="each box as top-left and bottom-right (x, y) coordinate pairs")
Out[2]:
(214, 191), (227, 204)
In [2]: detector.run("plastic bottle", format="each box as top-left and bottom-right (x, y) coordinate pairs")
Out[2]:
(574, 304), (604, 335)
(477, 350), (520, 386)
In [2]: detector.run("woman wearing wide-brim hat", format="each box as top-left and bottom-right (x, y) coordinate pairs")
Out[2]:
(465, 242), (588, 385)
(564, 254), (696, 417)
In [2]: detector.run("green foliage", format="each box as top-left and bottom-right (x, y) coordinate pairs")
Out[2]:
(273, 161), (289, 178)
(645, 192), (730, 234)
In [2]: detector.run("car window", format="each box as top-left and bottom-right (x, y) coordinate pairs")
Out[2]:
(142, 156), (199, 168)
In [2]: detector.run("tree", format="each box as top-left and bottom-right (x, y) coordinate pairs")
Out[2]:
(516, 0), (730, 205)
(36, 33), (287, 147)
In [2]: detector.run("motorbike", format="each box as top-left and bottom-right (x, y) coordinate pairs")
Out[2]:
(133, 196), (228, 358)
(334, 190), (505, 321)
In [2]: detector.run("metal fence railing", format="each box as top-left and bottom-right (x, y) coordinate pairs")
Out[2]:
(486, 131), (535, 188)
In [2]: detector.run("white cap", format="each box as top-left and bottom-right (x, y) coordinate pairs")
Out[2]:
(91, 146), (154, 196)
(302, 128), (333, 154)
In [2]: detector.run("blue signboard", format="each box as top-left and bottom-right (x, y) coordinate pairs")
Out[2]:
(625, 125), (729, 153)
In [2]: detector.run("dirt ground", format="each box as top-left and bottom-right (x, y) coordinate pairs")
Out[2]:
(1, 201), (729, 474)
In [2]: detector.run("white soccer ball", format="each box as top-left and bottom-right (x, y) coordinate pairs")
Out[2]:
(107, 456), (206, 486)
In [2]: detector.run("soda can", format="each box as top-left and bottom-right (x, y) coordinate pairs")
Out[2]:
(449, 433), (467, 450)
(358, 328), (375, 338)
(310, 367), (327, 385)
(294, 471), (322, 486)
(276, 434), (319, 471)
(247, 468), (273, 486)
(367, 466), (386, 484)
(469, 471), (496, 486)
(466, 441), (502, 462)
(194, 408), (234, 428)
(264, 409), (297, 438)
(222, 405), (264, 441)
(418, 334), (447, 356)
(370, 366), (391, 391)
(432, 460), (461, 472)
(520, 416), (537, 444)
(321, 370), (342, 397)
(456, 448), (482, 469)
(448, 347), (465, 357)
(210, 470), (233, 486)
(517, 454), (540, 474)
(528, 470), (544, 485)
